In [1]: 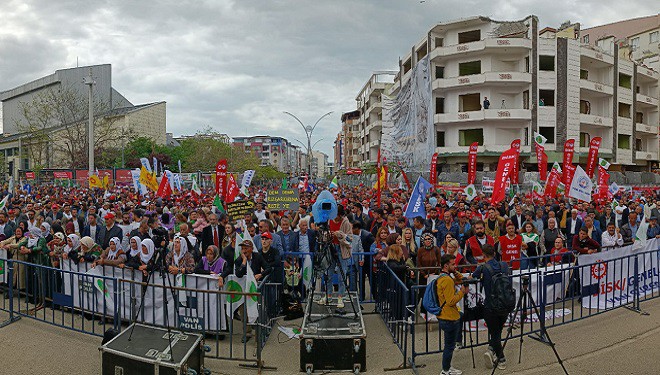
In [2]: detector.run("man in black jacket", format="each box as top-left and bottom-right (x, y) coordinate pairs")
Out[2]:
(352, 222), (375, 301)
(232, 238), (267, 342)
(99, 212), (123, 250)
(201, 214), (223, 251)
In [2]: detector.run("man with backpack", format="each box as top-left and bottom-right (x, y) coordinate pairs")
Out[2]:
(472, 244), (515, 370)
(424, 254), (469, 375)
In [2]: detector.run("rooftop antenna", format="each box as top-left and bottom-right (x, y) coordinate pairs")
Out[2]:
(76, 57), (79, 67)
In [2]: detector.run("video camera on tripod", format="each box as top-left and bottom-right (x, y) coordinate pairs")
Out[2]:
(311, 191), (338, 271)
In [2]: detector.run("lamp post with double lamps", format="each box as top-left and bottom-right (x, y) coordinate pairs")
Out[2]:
(283, 111), (333, 178)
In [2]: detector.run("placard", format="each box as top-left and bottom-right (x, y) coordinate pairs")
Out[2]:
(226, 200), (256, 220)
(266, 189), (300, 211)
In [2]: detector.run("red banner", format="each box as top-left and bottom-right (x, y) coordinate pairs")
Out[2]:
(156, 173), (172, 198)
(467, 143), (478, 185)
(226, 174), (240, 203)
(585, 137), (602, 178)
(564, 164), (576, 196)
(491, 148), (518, 206)
(75, 169), (113, 186)
(562, 139), (575, 185)
(430, 153), (439, 186)
(53, 171), (72, 179)
(535, 143), (548, 181)
(114, 169), (133, 185)
(595, 166), (610, 200)
(544, 168), (562, 198)
(346, 168), (363, 175)
(215, 159), (228, 199)
(510, 139), (521, 184)
(25, 172), (35, 180)
(376, 150), (382, 207)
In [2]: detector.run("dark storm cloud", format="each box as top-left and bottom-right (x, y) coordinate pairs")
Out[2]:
(0, 0), (656, 158)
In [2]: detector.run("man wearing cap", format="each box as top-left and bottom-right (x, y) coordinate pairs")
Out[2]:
(233, 237), (268, 342)
(99, 212), (123, 249)
(647, 216), (660, 239)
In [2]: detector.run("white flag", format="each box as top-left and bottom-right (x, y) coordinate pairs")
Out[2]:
(633, 219), (650, 251)
(241, 170), (256, 188)
(302, 254), (313, 289)
(245, 260), (259, 323)
(552, 162), (562, 173)
(568, 165), (593, 202)
(191, 175), (202, 195)
(534, 132), (547, 146)
(0, 195), (9, 211)
(599, 158), (611, 170)
(464, 184), (477, 201)
(139, 157), (152, 173)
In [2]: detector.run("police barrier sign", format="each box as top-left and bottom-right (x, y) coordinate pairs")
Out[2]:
(267, 189), (299, 211)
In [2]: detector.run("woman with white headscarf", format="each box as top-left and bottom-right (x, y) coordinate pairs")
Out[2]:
(24, 226), (50, 266)
(126, 238), (157, 277)
(165, 235), (195, 275)
(62, 234), (81, 261)
(94, 237), (126, 268)
(120, 236), (142, 269)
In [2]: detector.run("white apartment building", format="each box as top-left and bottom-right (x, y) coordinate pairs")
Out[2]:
(339, 110), (360, 169)
(354, 72), (396, 165)
(311, 150), (328, 178)
(381, 15), (659, 172)
(232, 135), (303, 174)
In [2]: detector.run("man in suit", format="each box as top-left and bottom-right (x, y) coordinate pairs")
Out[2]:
(510, 205), (525, 232)
(276, 217), (299, 254)
(99, 212), (123, 250)
(82, 213), (103, 246)
(619, 212), (639, 244)
(297, 219), (317, 254)
(201, 213), (224, 251)
(599, 206), (616, 231)
(0, 212), (16, 240)
(564, 209), (583, 250)
(582, 216), (603, 245)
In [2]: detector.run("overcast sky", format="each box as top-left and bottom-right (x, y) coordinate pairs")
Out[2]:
(0, 1), (656, 160)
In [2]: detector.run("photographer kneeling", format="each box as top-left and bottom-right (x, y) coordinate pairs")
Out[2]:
(472, 244), (510, 370)
(436, 254), (469, 375)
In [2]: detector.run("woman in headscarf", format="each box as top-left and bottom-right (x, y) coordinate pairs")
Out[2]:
(1, 227), (29, 289)
(48, 232), (67, 268)
(416, 232), (442, 320)
(75, 236), (102, 264)
(194, 244), (225, 275)
(126, 238), (157, 277)
(165, 235), (195, 275)
(94, 237), (126, 268)
(61, 234), (81, 262)
(24, 227), (49, 267)
(40, 222), (53, 244)
(120, 236), (142, 268)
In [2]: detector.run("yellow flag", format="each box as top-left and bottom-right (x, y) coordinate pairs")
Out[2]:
(89, 174), (103, 188)
(102, 175), (109, 189)
(373, 166), (387, 189)
(139, 166), (159, 192)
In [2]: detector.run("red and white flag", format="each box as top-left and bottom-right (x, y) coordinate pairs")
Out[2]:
(215, 159), (228, 199)
(491, 147), (518, 206)
(585, 137), (602, 178)
(510, 139), (521, 184)
(467, 143), (479, 185)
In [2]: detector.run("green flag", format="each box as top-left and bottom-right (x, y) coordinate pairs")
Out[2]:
(213, 194), (225, 213)
(282, 178), (288, 189)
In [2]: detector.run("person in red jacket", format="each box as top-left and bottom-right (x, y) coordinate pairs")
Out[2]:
(465, 220), (495, 264)
(572, 227), (601, 254)
(498, 220), (523, 270)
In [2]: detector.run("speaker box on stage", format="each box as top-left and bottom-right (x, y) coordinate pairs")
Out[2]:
(99, 323), (204, 375)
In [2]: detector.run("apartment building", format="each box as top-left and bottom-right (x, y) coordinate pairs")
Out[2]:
(232, 136), (303, 174)
(379, 15), (659, 172)
(354, 72), (396, 165)
(339, 110), (360, 169)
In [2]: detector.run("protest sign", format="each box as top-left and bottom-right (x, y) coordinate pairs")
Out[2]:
(267, 189), (300, 211)
(226, 200), (256, 221)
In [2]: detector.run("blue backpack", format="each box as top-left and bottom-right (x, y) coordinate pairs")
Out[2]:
(422, 275), (448, 316)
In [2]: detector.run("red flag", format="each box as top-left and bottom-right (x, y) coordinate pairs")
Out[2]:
(564, 164), (576, 197)
(376, 150), (382, 207)
(397, 162), (412, 190)
(585, 137), (602, 178)
(544, 168), (562, 198)
(535, 142), (548, 181)
(215, 159), (228, 199)
(562, 139), (575, 185)
(510, 139), (521, 184)
(596, 166), (610, 200)
(467, 142), (479, 185)
(430, 153), (439, 186)
(491, 147), (518, 206)
(226, 174), (240, 203)
(156, 173), (172, 198)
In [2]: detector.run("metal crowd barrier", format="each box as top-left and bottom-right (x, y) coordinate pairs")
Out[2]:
(0, 257), (279, 370)
(377, 241), (660, 373)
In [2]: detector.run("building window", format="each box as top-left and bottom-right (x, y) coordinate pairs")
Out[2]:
(435, 37), (444, 48)
(459, 61), (481, 76)
(651, 31), (659, 44)
(458, 30), (481, 44)
(539, 90), (555, 106)
(435, 66), (445, 79)
(583, 35), (589, 44)
(618, 134), (631, 149)
(435, 97), (445, 114)
(636, 138), (643, 151)
(580, 132), (590, 147)
(459, 93), (481, 112)
(437, 131), (445, 147)
(539, 55), (555, 71)
(459, 129), (483, 146)
(523, 127), (529, 146)
(539, 126), (555, 143)
(630, 37), (639, 51)
(619, 73), (632, 89)
(618, 102), (631, 118)
(580, 69), (589, 80)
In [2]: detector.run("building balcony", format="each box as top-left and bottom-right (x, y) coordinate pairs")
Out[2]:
(432, 72), (531, 91)
(636, 93), (659, 107)
(579, 79), (613, 96)
(579, 147), (613, 155)
(637, 66), (659, 81)
(364, 101), (383, 117)
(579, 113), (613, 127)
(636, 150), (658, 161)
(636, 123), (657, 135)
(580, 46), (615, 65)
(435, 109), (530, 124)
(429, 38), (531, 61)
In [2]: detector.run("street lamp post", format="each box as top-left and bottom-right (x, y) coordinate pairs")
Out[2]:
(283, 111), (332, 178)
(83, 68), (95, 174)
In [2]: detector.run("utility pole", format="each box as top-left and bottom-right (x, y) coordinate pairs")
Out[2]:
(83, 68), (95, 174)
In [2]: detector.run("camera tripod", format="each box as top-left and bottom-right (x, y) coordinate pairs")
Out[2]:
(306, 228), (359, 321)
(491, 275), (568, 375)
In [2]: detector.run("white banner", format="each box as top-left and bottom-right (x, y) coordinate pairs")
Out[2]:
(579, 238), (660, 310)
(382, 55), (434, 170)
(0, 249), (7, 284)
(481, 177), (510, 193)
